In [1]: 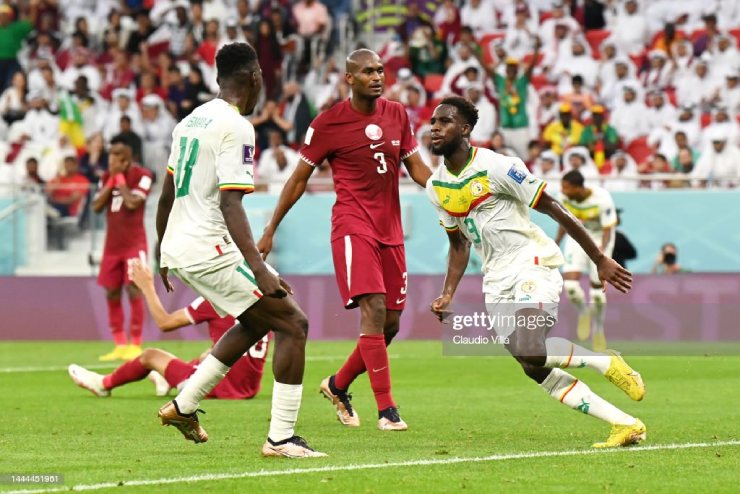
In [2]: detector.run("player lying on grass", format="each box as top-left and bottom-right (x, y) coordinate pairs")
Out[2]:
(68, 260), (269, 399)
(427, 97), (646, 449)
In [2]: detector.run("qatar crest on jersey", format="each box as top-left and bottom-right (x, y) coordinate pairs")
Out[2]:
(365, 124), (383, 141)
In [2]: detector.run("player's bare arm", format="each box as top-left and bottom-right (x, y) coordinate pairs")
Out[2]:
(129, 259), (190, 331)
(431, 229), (471, 321)
(220, 189), (286, 298)
(403, 152), (433, 188)
(155, 173), (176, 292)
(535, 192), (632, 293)
(257, 160), (315, 259)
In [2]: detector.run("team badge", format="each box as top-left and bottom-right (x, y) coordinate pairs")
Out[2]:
(520, 280), (536, 293)
(470, 180), (485, 197)
(365, 124), (383, 140)
(242, 145), (254, 165)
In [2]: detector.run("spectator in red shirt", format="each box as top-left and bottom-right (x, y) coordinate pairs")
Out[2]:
(46, 155), (90, 218)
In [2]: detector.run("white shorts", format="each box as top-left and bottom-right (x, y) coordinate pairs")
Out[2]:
(484, 263), (563, 338)
(170, 252), (277, 318)
(563, 237), (614, 285)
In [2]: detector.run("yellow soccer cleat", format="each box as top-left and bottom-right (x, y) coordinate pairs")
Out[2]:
(122, 344), (142, 361)
(592, 331), (607, 352)
(98, 345), (128, 362)
(576, 312), (591, 341)
(592, 419), (646, 448)
(604, 351), (645, 401)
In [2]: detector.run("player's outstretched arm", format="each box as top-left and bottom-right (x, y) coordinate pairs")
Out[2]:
(403, 152), (433, 188)
(156, 173), (176, 291)
(129, 259), (191, 331)
(431, 229), (471, 321)
(535, 192), (632, 293)
(221, 189), (286, 298)
(257, 160), (315, 259)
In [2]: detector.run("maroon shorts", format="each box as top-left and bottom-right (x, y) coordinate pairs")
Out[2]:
(330, 234), (407, 310)
(163, 358), (197, 387)
(97, 248), (147, 289)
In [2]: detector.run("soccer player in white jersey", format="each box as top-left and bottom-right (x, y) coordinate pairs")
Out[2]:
(426, 97), (646, 448)
(555, 171), (617, 351)
(155, 43), (325, 458)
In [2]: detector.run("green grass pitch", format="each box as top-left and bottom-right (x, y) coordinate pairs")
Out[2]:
(1, 340), (738, 493)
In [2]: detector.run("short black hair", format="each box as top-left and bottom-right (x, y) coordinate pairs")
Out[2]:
(216, 42), (258, 80)
(572, 74), (584, 85)
(440, 96), (479, 129)
(562, 169), (585, 187)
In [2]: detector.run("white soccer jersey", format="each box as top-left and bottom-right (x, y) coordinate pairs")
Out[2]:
(426, 146), (564, 282)
(558, 186), (617, 242)
(161, 98), (256, 269)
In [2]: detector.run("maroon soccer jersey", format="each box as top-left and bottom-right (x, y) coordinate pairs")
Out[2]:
(100, 164), (153, 255)
(186, 298), (269, 399)
(299, 98), (419, 246)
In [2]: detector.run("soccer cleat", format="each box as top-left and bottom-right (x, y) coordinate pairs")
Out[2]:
(98, 345), (128, 362)
(261, 435), (328, 458)
(68, 364), (110, 397)
(377, 406), (408, 431)
(576, 311), (591, 341)
(148, 371), (172, 397)
(319, 376), (360, 427)
(122, 344), (142, 361)
(158, 400), (208, 443)
(592, 331), (607, 352)
(592, 419), (646, 448)
(604, 350), (645, 401)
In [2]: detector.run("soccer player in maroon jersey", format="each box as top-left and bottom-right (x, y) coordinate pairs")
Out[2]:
(68, 261), (269, 399)
(92, 138), (154, 362)
(258, 49), (432, 431)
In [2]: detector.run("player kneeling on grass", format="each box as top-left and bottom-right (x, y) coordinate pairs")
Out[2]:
(426, 97), (646, 449)
(68, 260), (269, 400)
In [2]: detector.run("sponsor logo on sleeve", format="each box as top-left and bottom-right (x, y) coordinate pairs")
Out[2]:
(242, 145), (254, 165)
(507, 164), (526, 184)
(304, 126), (314, 145)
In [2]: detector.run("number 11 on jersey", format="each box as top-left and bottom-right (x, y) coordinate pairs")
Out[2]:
(175, 137), (200, 197)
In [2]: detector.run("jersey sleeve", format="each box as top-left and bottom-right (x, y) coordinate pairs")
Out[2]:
(216, 120), (256, 192)
(489, 157), (547, 208)
(399, 105), (420, 160)
(185, 297), (217, 324)
(297, 115), (331, 167)
(599, 192), (617, 229)
(131, 168), (153, 199)
(426, 178), (459, 232)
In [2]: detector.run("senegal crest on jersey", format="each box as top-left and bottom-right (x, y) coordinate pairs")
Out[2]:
(431, 148), (492, 217)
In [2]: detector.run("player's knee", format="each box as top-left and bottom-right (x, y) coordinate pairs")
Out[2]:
(590, 289), (606, 306)
(564, 280), (584, 302)
(290, 312), (309, 341)
(106, 288), (122, 300)
(139, 348), (155, 366)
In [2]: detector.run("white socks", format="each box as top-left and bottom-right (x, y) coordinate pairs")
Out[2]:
(590, 289), (606, 333)
(564, 279), (586, 314)
(540, 368), (636, 426)
(544, 337), (611, 374)
(268, 381), (303, 442)
(174, 354), (230, 414)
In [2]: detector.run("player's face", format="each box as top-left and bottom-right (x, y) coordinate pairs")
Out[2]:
(243, 68), (263, 115)
(560, 180), (581, 201)
(430, 105), (466, 156)
(347, 56), (385, 98)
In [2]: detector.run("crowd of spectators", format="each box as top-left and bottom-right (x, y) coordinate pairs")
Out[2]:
(0, 0), (739, 230)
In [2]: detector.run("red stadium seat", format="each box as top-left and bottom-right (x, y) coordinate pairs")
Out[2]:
(585, 29), (611, 59)
(626, 136), (652, 165)
(530, 74), (549, 91)
(540, 11), (553, 23)
(423, 74), (444, 94)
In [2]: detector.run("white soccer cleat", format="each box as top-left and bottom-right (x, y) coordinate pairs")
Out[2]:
(148, 371), (172, 397)
(261, 436), (328, 458)
(68, 364), (110, 397)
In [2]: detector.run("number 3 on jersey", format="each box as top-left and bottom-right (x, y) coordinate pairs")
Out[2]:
(374, 152), (387, 174)
(175, 136), (200, 197)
